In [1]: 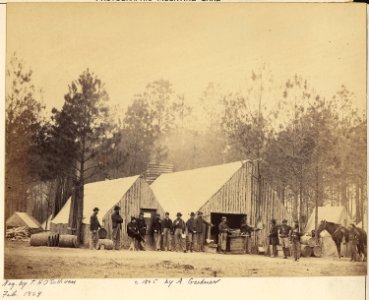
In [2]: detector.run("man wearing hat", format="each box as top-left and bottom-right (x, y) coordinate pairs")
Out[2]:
(194, 211), (206, 252)
(279, 219), (292, 259)
(186, 212), (197, 252)
(152, 213), (162, 251)
(290, 220), (303, 261)
(173, 212), (186, 252)
(162, 212), (173, 251)
(137, 212), (147, 251)
(218, 216), (230, 253)
(127, 216), (139, 251)
(111, 205), (123, 250)
(268, 219), (279, 257)
(89, 207), (101, 250)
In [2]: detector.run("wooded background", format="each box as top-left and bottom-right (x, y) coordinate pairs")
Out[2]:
(5, 55), (367, 240)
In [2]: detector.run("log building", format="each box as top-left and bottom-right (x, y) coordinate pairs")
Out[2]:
(51, 176), (164, 248)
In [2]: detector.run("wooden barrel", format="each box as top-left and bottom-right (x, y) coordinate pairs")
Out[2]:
(312, 245), (322, 257)
(301, 236), (317, 247)
(30, 232), (51, 246)
(58, 235), (79, 248)
(98, 228), (107, 239)
(301, 245), (313, 257)
(98, 239), (114, 250)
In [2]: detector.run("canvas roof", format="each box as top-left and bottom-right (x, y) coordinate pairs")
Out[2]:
(52, 176), (140, 224)
(305, 205), (353, 236)
(150, 161), (246, 219)
(6, 212), (41, 229)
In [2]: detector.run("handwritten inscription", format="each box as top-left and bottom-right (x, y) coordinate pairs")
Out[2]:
(134, 278), (222, 287)
(2, 279), (76, 298)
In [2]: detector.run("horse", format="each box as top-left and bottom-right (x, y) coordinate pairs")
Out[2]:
(316, 220), (349, 258)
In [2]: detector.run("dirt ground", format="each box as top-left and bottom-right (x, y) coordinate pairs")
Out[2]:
(4, 241), (367, 279)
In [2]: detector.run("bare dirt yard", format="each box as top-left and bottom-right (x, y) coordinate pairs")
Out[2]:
(4, 241), (367, 279)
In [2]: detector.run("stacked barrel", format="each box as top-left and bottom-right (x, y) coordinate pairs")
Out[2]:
(300, 235), (322, 257)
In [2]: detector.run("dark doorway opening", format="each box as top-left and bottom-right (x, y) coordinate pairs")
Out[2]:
(210, 213), (246, 243)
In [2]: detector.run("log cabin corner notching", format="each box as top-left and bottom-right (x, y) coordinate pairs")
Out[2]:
(151, 160), (292, 247)
(51, 176), (164, 248)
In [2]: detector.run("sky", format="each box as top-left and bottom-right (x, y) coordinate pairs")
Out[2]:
(6, 3), (367, 115)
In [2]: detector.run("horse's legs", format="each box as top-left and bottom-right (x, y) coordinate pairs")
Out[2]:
(336, 241), (342, 258)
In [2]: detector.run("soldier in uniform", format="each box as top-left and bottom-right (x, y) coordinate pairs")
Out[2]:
(162, 212), (173, 251)
(279, 219), (292, 259)
(127, 216), (139, 251)
(186, 212), (196, 252)
(137, 212), (147, 251)
(268, 219), (279, 257)
(218, 216), (230, 253)
(194, 211), (206, 252)
(240, 216), (259, 254)
(111, 206), (123, 250)
(290, 220), (303, 261)
(348, 224), (360, 262)
(152, 213), (162, 251)
(89, 207), (101, 250)
(173, 212), (187, 252)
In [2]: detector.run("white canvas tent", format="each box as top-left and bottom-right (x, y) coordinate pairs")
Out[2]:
(6, 212), (42, 234)
(51, 175), (164, 247)
(305, 205), (353, 256)
(151, 161), (245, 219)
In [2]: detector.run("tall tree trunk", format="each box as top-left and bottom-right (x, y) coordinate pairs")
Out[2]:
(314, 166), (319, 240)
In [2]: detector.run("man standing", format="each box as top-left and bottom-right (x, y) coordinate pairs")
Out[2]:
(195, 211), (206, 252)
(218, 216), (230, 253)
(186, 212), (196, 252)
(348, 224), (360, 262)
(111, 205), (123, 250)
(89, 207), (101, 250)
(137, 212), (147, 251)
(173, 212), (186, 252)
(240, 216), (258, 254)
(162, 212), (173, 251)
(127, 216), (139, 251)
(152, 213), (162, 251)
(290, 220), (303, 261)
(268, 219), (278, 257)
(279, 219), (292, 259)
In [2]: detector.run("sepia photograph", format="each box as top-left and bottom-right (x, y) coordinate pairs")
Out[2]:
(3, 2), (367, 279)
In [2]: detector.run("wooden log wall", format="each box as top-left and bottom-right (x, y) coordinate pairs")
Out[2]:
(199, 161), (293, 248)
(52, 178), (164, 249)
(100, 178), (165, 249)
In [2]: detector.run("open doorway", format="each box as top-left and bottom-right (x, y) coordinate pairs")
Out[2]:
(210, 213), (246, 243)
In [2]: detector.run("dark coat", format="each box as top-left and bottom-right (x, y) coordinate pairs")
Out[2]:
(195, 217), (206, 233)
(90, 214), (101, 231)
(186, 218), (197, 233)
(127, 222), (139, 238)
(173, 218), (186, 231)
(111, 212), (123, 229)
(162, 218), (173, 230)
(279, 224), (292, 237)
(152, 218), (162, 233)
(137, 218), (147, 235)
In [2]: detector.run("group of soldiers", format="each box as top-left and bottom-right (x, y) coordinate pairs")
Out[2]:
(89, 206), (208, 252)
(89, 207), (364, 261)
(267, 219), (304, 261)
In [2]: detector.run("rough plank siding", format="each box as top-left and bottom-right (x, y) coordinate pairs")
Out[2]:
(101, 178), (164, 249)
(51, 178), (164, 249)
(197, 161), (292, 247)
